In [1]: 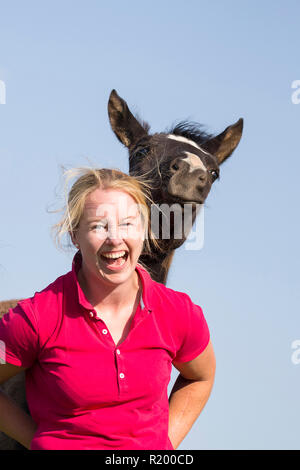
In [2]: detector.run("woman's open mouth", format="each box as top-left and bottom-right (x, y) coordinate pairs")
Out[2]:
(99, 250), (129, 270)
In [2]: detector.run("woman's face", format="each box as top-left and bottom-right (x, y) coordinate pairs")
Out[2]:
(73, 188), (146, 287)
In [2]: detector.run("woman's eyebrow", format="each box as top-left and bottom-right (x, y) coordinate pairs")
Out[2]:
(120, 215), (138, 221)
(86, 215), (138, 223)
(85, 216), (107, 223)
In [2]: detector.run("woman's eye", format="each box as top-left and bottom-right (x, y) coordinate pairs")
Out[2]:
(92, 224), (106, 230)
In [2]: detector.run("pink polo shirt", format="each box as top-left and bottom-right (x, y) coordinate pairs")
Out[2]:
(0, 252), (210, 450)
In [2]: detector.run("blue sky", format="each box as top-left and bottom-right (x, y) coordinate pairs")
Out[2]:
(0, 0), (299, 449)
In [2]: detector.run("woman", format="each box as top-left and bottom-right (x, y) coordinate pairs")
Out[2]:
(0, 168), (216, 450)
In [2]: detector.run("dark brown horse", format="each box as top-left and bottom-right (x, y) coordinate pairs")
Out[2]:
(0, 90), (243, 450)
(108, 89), (243, 284)
(0, 300), (18, 315)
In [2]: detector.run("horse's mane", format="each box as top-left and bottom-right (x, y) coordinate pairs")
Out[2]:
(168, 121), (213, 145)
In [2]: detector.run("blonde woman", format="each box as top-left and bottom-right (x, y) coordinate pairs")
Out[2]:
(0, 168), (215, 450)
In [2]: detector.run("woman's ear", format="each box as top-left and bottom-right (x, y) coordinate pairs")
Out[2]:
(70, 231), (80, 250)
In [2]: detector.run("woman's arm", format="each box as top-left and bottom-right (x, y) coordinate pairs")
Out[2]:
(0, 364), (37, 450)
(168, 340), (216, 450)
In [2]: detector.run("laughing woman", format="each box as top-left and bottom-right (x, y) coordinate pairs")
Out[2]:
(0, 168), (215, 450)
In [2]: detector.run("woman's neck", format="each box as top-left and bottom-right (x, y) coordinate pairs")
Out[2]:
(77, 266), (141, 315)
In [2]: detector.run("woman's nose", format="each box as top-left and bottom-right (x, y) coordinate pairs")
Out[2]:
(106, 225), (123, 244)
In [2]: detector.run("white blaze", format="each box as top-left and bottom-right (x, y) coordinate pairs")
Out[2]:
(167, 134), (211, 156)
(167, 134), (201, 150)
(182, 152), (207, 173)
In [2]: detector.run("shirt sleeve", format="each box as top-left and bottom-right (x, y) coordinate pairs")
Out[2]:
(172, 299), (210, 364)
(0, 301), (39, 368)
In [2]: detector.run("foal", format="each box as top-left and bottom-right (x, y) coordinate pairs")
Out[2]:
(108, 89), (243, 283)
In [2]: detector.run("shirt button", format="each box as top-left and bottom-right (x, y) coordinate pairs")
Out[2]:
(102, 329), (108, 334)
(116, 349), (120, 355)
(119, 373), (125, 379)
(89, 312), (94, 318)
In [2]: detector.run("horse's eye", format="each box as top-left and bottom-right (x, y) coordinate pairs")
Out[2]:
(172, 163), (179, 171)
(210, 169), (219, 180)
(135, 148), (149, 158)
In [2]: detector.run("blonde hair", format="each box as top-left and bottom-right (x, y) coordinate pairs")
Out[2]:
(52, 167), (159, 253)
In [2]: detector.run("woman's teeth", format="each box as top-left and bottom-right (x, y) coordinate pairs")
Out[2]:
(100, 250), (128, 268)
(101, 251), (126, 259)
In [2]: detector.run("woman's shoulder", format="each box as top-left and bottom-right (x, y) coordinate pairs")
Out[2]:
(137, 264), (195, 310)
(22, 271), (71, 310)
(15, 270), (72, 344)
(154, 281), (193, 305)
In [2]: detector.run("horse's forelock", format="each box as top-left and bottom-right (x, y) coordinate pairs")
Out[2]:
(168, 121), (213, 146)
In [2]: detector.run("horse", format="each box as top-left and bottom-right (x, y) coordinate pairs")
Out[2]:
(0, 90), (243, 449)
(108, 89), (243, 284)
(0, 300), (19, 315)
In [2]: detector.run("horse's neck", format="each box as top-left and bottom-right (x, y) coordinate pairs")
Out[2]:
(139, 250), (175, 285)
(150, 199), (199, 246)
(0, 299), (20, 317)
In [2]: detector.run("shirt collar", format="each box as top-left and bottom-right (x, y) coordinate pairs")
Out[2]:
(71, 251), (153, 313)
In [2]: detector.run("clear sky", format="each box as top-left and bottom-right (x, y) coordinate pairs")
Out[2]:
(0, 0), (299, 450)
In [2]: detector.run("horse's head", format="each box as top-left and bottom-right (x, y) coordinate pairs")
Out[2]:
(108, 89), (243, 206)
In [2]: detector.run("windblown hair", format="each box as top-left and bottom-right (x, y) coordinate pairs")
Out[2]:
(52, 167), (159, 253)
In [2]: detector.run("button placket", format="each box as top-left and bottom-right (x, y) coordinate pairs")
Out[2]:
(87, 311), (116, 348)
(115, 347), (128, 394)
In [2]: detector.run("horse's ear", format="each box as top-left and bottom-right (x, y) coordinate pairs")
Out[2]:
(202, 118), (243, 165)
(108, 90), (148, 149)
